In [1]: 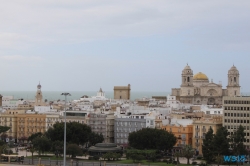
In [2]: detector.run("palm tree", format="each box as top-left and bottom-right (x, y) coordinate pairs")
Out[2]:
(174, 151), (181, 166)
(182, 145), (194, 165)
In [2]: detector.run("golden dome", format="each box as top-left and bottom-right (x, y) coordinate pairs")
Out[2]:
(193, 72), (209, 80)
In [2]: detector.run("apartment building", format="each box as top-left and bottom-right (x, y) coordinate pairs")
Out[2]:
(59, 111), (87, 124)
(114, 115), (146, 146)
(16, 114), (46, 140)
(87, 112), (114, 143)
(45, 114), (60, 131)
(0, 110), (26, 142)
(223, 96), (250, 148)
(162, 120), (193, 147)
(192, 116), (222, 155)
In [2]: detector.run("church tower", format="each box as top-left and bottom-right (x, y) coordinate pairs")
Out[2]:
(35, 82), (43, 106)
(180, 64), (194, 98)
(227, 65), (240, 96)
(181, 64), (194, 87)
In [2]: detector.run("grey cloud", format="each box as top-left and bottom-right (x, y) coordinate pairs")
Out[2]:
(1, 0), (250, 48)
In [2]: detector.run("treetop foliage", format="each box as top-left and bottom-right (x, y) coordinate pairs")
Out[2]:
(202, 125), (247, 164)
(45, 121), (103, 145)
(46, 122), (91, 145)
(128, 128), (176, 151)
(0, 126), (10, 134)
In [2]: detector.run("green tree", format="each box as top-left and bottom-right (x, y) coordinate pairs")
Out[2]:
(88, 132), (104, 146)
(66, 144), (83, 158)
(126, 149), (156, 162)
(0, 133), (8, 141)
(52, 140), (64, 157)
(28, 132), (43, 142)
(174, 151), (181, 166)
(202, 127), (215, 163)
(230, 125), (247, 165)
(129, 153), (144, 163)
(102, 152), (113, 161)
(128, 128), (176, 151)
(0, 126), (10, 134)
(0, 141), (8, 161)
(182, 145), (194, 165)
(30, 146), (36, 164)
(33, 137), (51, 156)
(46, 122), (92, 145)
(213, 127), (230, 166)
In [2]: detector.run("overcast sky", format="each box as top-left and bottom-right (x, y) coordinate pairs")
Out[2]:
(0, 0), (250, 92)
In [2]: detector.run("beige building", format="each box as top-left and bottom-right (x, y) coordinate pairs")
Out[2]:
(192, 116), (222, 155)
(172, 65), (240, 105)
(16, 114), (46, 140)
(17, 104), (34, 110)
(223, 96), (250, 148)
(114, 84), (131, 100)
(0, 110), (26, 141)
(59, 111), (86, 124)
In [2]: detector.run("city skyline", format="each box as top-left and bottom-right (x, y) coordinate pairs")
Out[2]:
(0, 1), (250, 92)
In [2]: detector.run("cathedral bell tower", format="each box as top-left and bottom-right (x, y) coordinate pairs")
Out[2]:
(180, 64), (194, 97)
(181, 64), (194, 87)
(227, 65), (240, 96)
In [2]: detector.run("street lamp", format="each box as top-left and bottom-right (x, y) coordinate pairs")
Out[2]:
(61, 92), (71, 166)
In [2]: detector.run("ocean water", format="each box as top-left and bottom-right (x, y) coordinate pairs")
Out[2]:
(0, 91), (171, 101)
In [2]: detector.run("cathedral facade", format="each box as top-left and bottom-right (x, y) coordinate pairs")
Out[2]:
(171, 65), (240, 105)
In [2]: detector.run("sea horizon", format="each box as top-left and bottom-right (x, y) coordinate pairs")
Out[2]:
(0, 91), (171, 101)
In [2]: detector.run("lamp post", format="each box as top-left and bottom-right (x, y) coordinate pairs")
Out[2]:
(61, 92), (71, 166)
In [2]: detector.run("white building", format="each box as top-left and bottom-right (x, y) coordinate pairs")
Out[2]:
(200, 105), (223, 115)
(2, 96), (26, 110)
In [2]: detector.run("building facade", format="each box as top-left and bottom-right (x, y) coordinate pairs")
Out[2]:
(0, 110), (26, 142)
(87, 113), (114, 143)
(16, 114), (46, 140)
(223, 96), (250, 148)
(162, 124), (193, 147)
(114, 117), (146, 146)
(172, 65), (240, 105)
(114, 84), (131, 100)
(192, 116), (222, 155)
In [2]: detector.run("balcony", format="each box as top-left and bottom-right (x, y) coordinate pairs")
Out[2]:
(201, 136), (205, 139)
(195, 142), (200, 147)
(195, 128), (200, 131)
(182, 137), (186, 141)
(195, 135), (199, 139)
(202, 128), (206, 132)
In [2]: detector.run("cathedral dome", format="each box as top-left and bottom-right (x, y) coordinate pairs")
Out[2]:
(193, 72), (208, 80)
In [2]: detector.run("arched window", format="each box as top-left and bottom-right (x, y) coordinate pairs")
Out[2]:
(187, 77), (190, 82)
